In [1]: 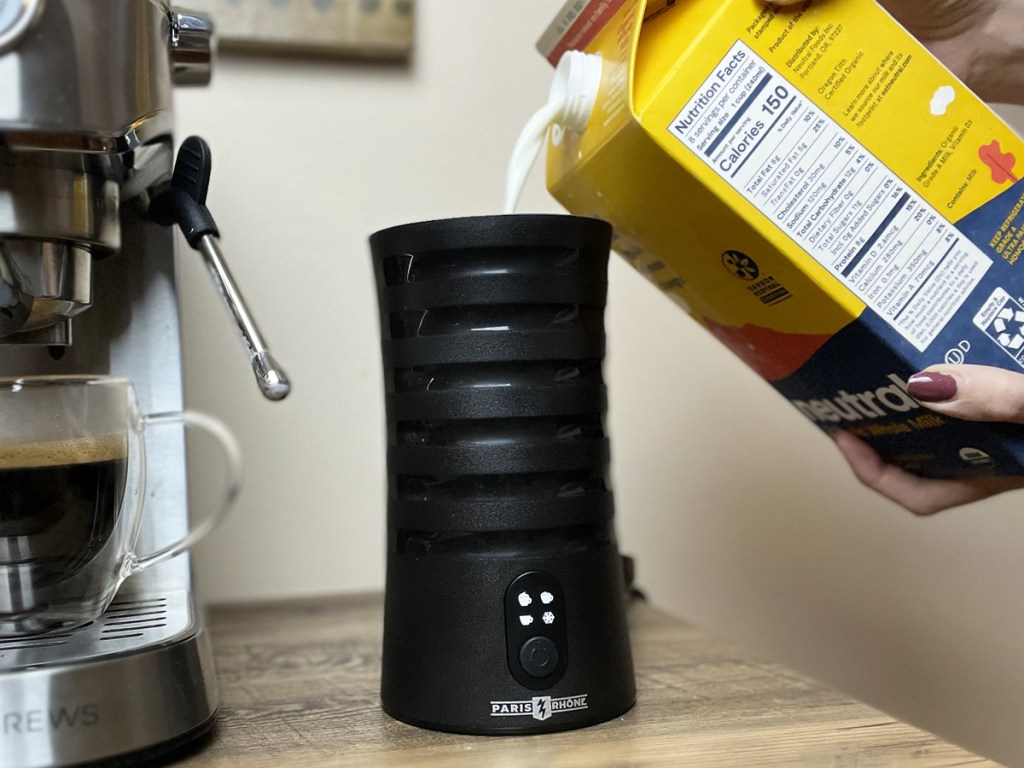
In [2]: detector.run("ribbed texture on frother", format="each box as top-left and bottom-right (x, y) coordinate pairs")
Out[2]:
(370, 215), (614, 544)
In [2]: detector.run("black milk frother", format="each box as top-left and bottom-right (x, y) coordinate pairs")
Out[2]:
(370, 214), (635, 734)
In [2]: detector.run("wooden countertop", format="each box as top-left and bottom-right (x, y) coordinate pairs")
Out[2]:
(177, 593), (997, 767)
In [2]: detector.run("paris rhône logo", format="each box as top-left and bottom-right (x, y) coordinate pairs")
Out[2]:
(489, 694), (589, 721)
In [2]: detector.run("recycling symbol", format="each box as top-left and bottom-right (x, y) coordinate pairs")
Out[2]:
(992, 307), (1024, 350)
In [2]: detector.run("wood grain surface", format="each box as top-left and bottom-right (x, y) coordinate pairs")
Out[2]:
(176, 593), (1000, 767)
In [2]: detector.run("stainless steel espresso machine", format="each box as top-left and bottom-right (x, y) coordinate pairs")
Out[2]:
(0, 2), (288, 766)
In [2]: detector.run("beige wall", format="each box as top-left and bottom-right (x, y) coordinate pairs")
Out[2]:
(177, 4), (1024, 765)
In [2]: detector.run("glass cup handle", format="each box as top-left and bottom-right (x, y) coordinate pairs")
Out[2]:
(126, 410), (243, 574)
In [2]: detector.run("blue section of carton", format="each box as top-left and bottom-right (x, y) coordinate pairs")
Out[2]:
(771, 319), (1024, 478)
(957, 179), (1024, 264)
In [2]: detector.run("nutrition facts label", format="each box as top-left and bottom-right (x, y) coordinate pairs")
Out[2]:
(668, 40), (991, 351)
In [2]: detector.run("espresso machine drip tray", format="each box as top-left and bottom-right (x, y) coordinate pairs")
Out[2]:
(0, 562), (218, 768)
(0, 586), (199, 667)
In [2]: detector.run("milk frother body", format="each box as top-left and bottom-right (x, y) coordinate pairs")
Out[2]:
(371, 214), (635, 734)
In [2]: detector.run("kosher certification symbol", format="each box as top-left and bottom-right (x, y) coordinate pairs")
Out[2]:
(722, 250), (760, 281)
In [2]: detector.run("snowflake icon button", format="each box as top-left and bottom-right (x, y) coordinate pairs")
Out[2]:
(542, 611), (555, 625)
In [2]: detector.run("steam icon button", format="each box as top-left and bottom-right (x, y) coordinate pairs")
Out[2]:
(518, 592), (532, 607)
(519, 636), (559, 679)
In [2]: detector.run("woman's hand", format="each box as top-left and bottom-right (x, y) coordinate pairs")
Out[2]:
(772, 0), (1024, 103)
(834, 366), (1024, 514)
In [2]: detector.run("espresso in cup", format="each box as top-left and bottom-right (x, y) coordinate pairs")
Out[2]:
(1, 376), (240, 636)
(0, 435), (127, 576)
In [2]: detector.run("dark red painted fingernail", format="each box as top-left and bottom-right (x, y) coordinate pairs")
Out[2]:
(907, 371), (958, 402)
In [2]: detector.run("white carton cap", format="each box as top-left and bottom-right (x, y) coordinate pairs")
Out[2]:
(549, 51), (603, 134)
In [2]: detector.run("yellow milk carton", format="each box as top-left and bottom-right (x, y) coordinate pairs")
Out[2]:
(538, 0), (1024, 478)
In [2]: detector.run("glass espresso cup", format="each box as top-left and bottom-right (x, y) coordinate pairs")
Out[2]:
(0, 375), (241, 636)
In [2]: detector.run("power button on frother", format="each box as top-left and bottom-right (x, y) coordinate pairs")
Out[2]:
(519, 636), (559, 678)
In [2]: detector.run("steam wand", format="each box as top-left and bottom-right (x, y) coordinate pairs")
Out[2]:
(151, 136), (291, 401)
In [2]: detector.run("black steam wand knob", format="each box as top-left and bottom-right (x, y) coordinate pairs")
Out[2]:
(151, 136), (290, 401)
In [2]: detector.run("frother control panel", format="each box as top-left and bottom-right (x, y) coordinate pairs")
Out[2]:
(504, 571), (568, 690)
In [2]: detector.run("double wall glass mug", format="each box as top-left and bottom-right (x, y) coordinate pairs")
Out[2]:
(0, 375), (241, 636)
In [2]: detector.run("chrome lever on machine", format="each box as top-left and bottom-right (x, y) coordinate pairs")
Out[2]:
(151, 136), (291, 401)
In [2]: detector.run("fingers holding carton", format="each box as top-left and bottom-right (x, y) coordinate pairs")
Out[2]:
(834, 430), (1024, 514)
(771, 0), (1024, 103)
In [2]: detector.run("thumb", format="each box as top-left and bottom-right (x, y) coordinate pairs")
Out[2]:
(907, 364), (1024, 424)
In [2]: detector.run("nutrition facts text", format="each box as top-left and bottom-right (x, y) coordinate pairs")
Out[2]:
(668, 40), (990, 351)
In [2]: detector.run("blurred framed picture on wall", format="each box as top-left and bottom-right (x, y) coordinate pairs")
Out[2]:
(186, 0), (414, 58)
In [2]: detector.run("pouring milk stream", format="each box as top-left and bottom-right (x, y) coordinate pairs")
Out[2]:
(504, 51), (603, 214)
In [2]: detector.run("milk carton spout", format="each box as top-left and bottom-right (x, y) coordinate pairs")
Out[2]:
(550, 51), (603, 133)
(504, 52), (602, 214)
